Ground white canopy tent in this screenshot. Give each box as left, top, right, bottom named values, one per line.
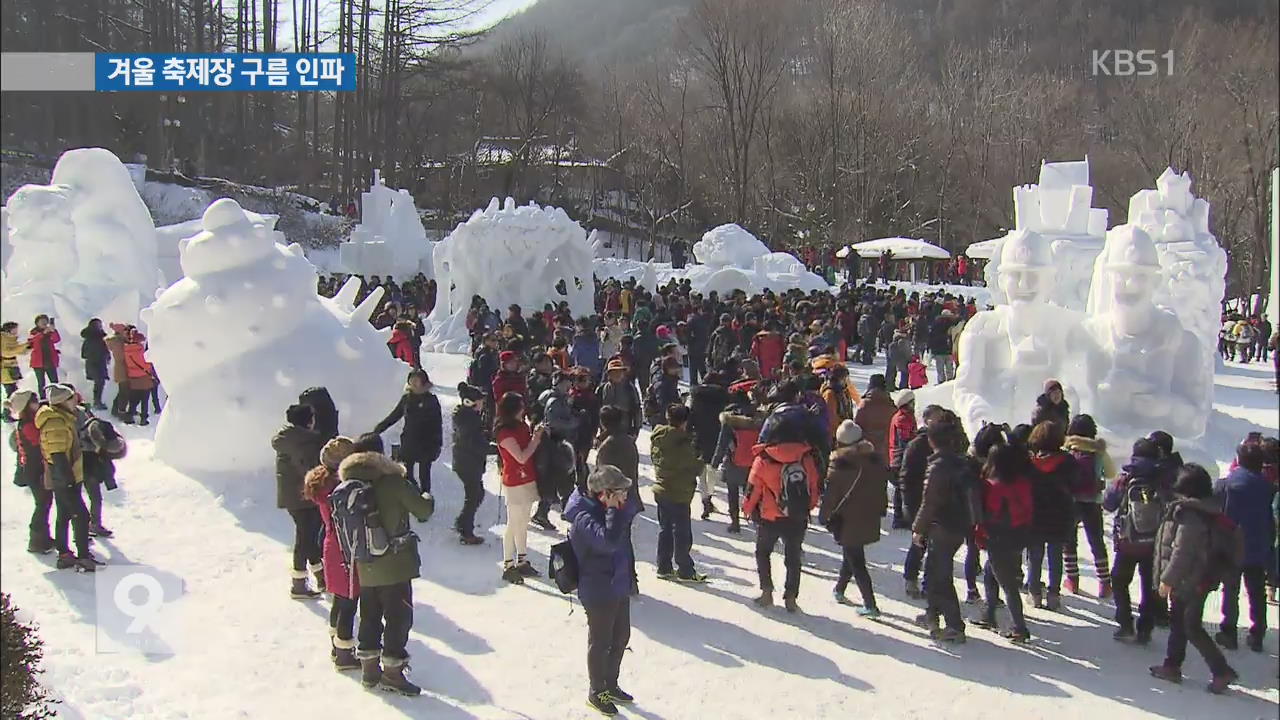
left=965, top=237, right=1003, bottom=259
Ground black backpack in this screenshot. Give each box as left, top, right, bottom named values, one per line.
left=776, top=451, right=814, bottom=520
left=549, top=539, right=579, bottom=594
left=1118, top=478, right=1166, bottom=553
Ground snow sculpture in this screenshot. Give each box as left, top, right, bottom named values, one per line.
left=0, top=206, right=10, bottom=274
left=424, top=197, right=595, bottom=353
left=2, top=148, right=160, bottom=385
left=142, top=198, right=406, bottom=474
left=338, top=170, right=433, bottom=279
left=155, top=210, right=283, bottom=285
left=984, top=159, right=1109, bottom=310
left=693, top=224, right=770, bottom=267
left=589, top=229, right=609, bottom=258
left=953, top=229, right=1083, bottom=437
left=1079, top=225, right=1210, bottom=439
left=1126, top=168, right=1226, bottom=375
left=686, top=224, right=829, bottom=295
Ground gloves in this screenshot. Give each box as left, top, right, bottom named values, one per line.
left=50, top=453, right=74, bottom=489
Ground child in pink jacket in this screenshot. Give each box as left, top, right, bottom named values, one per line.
left=907, top=355, right=929, bottom=390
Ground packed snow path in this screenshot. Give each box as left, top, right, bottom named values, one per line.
left=2, top=355, right=1276, bottom=720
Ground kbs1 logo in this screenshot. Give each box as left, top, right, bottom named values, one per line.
left=1091, top=50, right=1175, bottom=77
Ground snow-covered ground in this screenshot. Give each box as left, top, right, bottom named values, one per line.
left=2, top=354, right=1276, bottom=720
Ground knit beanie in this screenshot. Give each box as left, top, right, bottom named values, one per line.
left=835, top=420, right=863, bottom=447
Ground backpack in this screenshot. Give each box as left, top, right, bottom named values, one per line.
left=982, top=478, right=1033, bottom=540
left=1069, top=450, right=1102, bottom=498
left=1118, top=479, right=1166, bottom=552
left=777, top=452, right=813, bottom=519
left=548, top=539, right=579, bottom=594
left=1199, top=511, right=1245, bottom=592
left=330, top=478, right=392, bottom=566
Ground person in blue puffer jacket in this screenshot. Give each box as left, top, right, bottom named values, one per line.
left=1212, top=440, right=1276, bottom=652
left=570, top=321, right=604, bottom=382
left=565, top=465, right=642, bottom=717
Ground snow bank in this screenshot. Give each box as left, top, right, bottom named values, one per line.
left=424, top=198, right=595, bottom=352
left=2, top=148, right=160, bottom=386
left=142, top=198, right=406, bottom=474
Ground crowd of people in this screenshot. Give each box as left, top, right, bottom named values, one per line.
left=4, top=273, right=1278, bottom=715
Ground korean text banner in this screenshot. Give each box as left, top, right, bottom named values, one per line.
left=95, top=53, right=356, bottom=91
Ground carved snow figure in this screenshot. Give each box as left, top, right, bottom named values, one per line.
left=984, top=159, right=1108, bottom=310
left=686, top=224, right=828, bottom=295
left=954, top=229, right=1083, bottom=436
left=1126, top=168, right=1226, bottom=379
left=338, top=170, right=433, bottom=279
left=1080, top=225, right=1209, bottom=439
left=142, top=198, right=406, bottom=474
left=2, top=148, right=160, bottom=385
left=424, top=198, right=595, bottom=352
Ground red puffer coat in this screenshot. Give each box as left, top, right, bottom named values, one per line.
left=308, top=467, right=359, bottom=599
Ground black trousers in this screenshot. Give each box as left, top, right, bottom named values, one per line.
left=34, top=367, right=58, bottom=398
left=89, top=378, right=105, bottom=407
left=655, top=500, right=694, bottom=577
left=923, top=527, right=965, bottom=631
left=1220, top=565, right=1268, bottom=638
left=755, top=516, right=806, bottom=599
left=357, top=582, right=413, bottom=661
left=28, top=484, right=53, bottom=544
left=287, top=507, right=323, bottom=571
left=1112, top=551, right=1155, bottom=632
left=836, top=545, right=877, bottom=609
left=455, top=468, right=484, bottom=536
left=984, top=545, right=1028, bottom=633
left=112, top=383, right=130, bottom=416
left=1166, top=590, right=1232, bottom=675
left=53, top=482, right=90, bottom=557
left=404, top=459, right=431, bottom=494
left=84, top=477, right=103, bottom=527
left=330, top=594, right=358, bottom=642
left=127, top=388, right=150, bottom=421
left=963, top=533, right=980, bottom=592
left=726, top=483, right=742, bottom=526
left=687, top=353, right=706, bottom=386
left=585, top=596, right=631, bottom=694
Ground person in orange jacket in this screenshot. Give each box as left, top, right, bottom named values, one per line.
left=743, top=400, right=821, bottom=613
left=122, top=329, right=157, bottom=426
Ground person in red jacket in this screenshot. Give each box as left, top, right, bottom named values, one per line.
left=10, top=390, right=53, bottom=554
left=28, top=314, right=61, bottom=398
left=750, top=321, right=786, bottom=380
left=122, top=329, right=156, bottom=426
left=888, top=390, right=918, bottom=528
left=907, top=355, right=929, bottom=389
left=387, top=320, right=418, bottom=367
left=491, top=351, right=528, bottom=406
left=302, top=436, right=360, bottom=671
left=743, top=411, right=821, bottom=613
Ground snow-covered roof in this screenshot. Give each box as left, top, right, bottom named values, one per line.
left=964, top=238, right=1002, bottom=259
left=844, top=237, right=950, bottom=260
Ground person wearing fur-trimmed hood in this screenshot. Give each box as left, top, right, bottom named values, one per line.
left=819, top=421, right=889, bottom=617
left=303, top=436, right=360, bottom=671
left=341, top=432, right=434, bottom=696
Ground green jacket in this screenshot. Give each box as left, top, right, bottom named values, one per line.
left=650, top=425, right=704, bottom=505
left=339, top=451, right=435, bottom=587
left=271, top=424, right=324, bottom=510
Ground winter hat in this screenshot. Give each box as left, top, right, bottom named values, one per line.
left=587, top=464, right=631, bottom=494
left=87, top=419, right=127, bottom=460
left=320, top=436, right=357, bottom=470
left=499, top=350, right=518, bottom=364
left=655, top=325, right=672, bottom=339
left=46, top=384, right=76, bottom=406
left=606, top=358, right=628, bottom=373
left=1043, top=379, right=1062, bottom=394
left=457, top=382, right=485, bottom=403
left=835, top=420, right=864, bottom=447
left=7, top=389, right=35, bottom=417
left=894, top=389, right=915, bottom=408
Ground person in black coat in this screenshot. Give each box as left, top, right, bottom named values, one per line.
left=1032, top=379, right=1071, bottom=428
left=80, top=319, right=110, bottom=410
left=298, top=387, right=339, bottom=442
left=373, top=369, right=442, bottom=495
left=687, top=371, right=730, bottom=519
left=451, top=382, right=489, bottom=544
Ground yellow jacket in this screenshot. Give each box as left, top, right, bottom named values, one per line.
left=35, top=405, right=83, bottom=486
left=1, top=331, right=29, bottom=384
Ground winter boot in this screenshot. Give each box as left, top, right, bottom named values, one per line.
left=586, top=691, right=619, bottom=717
left=1045, top=590, right=1062, bottom=611
left=934, top=627, right=966, bottom=644
left=753, top=591, right=774, bottom=608
left=700, top=497, right=715, bottom=521
left=88, top=524, right=114, bottom=538
left=1148, top=663, right=1183, bottom=684
left=501, top=563, right=525, bottom=585
left=332, top=638, right=360, bottom=672
left=458, top=533, right=484, bottom=546
left=379, top=658, right=421, bottom=696
left=964, top=588, right=982, bottom=605
left=290, top=572, right=321, bottom=599
left=1246, top=632, right=1263, bottom=653
left=121, top=414, right=136, bottom=425
left=56, top=552, right=78, bottom=569
left=359, top=656, right=382, bottom=689
left=75, top=555, right=99, bottom=573
left=784, top=596, right=801, bottom=614
left=1063, top=575, right=1079, bottom=595
left=833, top=588, right=851, bottom=605
left=856, top=606, right=881, bottom=619
left=27, top=537, right=54, bottom=555
left=1004, top=628, right=1033, bottom=643
left=605, top=686, right=634, bottom=705
left=310, top=564, right=326, bottom=594
left=515, top=555, right=540, bottom=577
left=1113, top=624, right=1135, bottom=641
left=1098, top=580, right=1113, bottom=599
left=727, top=521, right=741, bottom=534
left=1214, top=630, right=1238, bottom=650
left=904, top=579, right=923, bottom=599
left=1207, top=669, right=1238, bottom=695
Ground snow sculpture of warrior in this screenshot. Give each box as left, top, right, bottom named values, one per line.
left=954, top=229, right=1083, bottom=436
left=1079, top=224, right=1209, bottom=439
